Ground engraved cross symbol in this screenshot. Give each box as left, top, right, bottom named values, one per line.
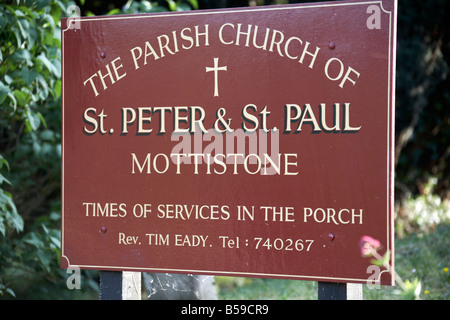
left=205, top=57, right=227, bottom=97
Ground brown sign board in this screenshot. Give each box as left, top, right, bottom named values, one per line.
left=61, top=0, right=397, bottom=285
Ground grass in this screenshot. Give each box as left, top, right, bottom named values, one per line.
left=215, top=276, right=317, bottom=300
left=215, top=224, right=450, bottom=300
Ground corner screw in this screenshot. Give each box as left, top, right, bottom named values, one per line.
left=328, top=42, right=336, bottom=50
left=328, top=233, right=335, bottom=241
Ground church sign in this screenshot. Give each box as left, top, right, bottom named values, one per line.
left=61, top=0, right=397, bottom=285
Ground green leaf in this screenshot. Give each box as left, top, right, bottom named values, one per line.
left=42, top=13, right=56, bottom=30
left=23, top=232, right=42, bottom=247
left=4, top=75, right=13, bottom=85
left=176, top=3, right=191, bottom=11
left=27, top=27, right=37, bottom=49
left=186, top=0, right=199, bottom=10
left=0, top=15, right=7, bottom=29
left=21, top=67, right=38, bottom=86
left=7, top=92, right=17, bottom=111
left=0, top=173, right=12, bottom=186
left=37, top=53, right=60, bottom=77
left=40, top=130, right=54, bottom=141
left=37, top=250, right=52, bottom=271
left=0, top=217, right=5, bottom=237
left=13, top=89, right=29, bottom=106
left=0, top=190, right=22, bottom=233
left=0, top=83, right=9, bottom=104
left=36, top=0, right=49, bottom=10
left=16, top=17, right=30, bottom=41
left=0, top=155, right=10, bottom=171
left=10, top=49, right=33, bottom=67
left=24, top=105, right=41, bottom=131
left=14, top=9, right=25, bottom=17
left=38, top=85, right=49, bottom=100
left=106, top=8, right=121, bottom=15
left=5, top=287, right=16, bottom=298
left=37, top=112, right=47, bottom=129
left=166, top=0, right=177, bottom=11
left=53, top=79, right=61, bottom=98
left=49, top=235, right=60, bottom=249
left=398, top=278, right=422, bottom=300
left=10, top=209, right=24, bottom=232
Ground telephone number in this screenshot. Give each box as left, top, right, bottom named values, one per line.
left=253, top=237, right=314, bottom=251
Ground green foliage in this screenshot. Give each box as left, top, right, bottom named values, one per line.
left=0, top=0, right=68, bottom=298
left=0, top=155, right=22, bottom=238
left=84, top=0, right=199, bottom=15
left=397, top=177, right=450, bottom=237
left=394, top=277, right=421, bottom=300
left=394, top=0, right=450, bottom=201
left=216, top=276, right=317, bottom=300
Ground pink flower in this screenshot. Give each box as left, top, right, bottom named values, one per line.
left=359, top=235, right=381, bottom=257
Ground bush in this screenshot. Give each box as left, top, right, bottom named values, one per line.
left=0, top=0, right=68, bottom=298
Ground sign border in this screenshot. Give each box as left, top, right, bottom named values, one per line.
left=61, top=0, right=397, bottom=285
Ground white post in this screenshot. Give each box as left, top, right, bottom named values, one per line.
left=122, top=272, right=142, bottom=300
left=346, top=283, right=363, bottom=300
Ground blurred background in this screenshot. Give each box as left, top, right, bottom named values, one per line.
left=0, top=0, right=448, bottom=299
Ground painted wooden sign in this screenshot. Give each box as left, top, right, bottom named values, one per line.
left=61, top=0, right=397, bottom=285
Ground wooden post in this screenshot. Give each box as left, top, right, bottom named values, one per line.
left=100, top=271, right=122, bottom=300
left=318, top=282, right=363, bottom=300
left=100, top=271, right=142, bottom=300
